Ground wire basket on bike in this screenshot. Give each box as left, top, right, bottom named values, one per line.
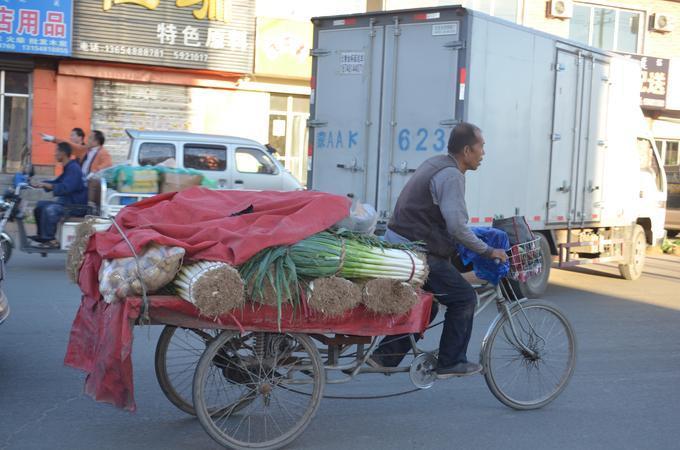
left=507, top=238, right=543, bottom=282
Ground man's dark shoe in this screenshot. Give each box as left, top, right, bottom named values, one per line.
left=28, top=235, right=50, bottom=243
left=436, top=362, right=483, bottom=379
left=32, top=240, right=60, bottom=249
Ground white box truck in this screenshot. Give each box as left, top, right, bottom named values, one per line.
left=308, top=6, right=667, bottom=296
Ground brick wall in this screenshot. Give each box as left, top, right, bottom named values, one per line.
left=31, top=69, right=58, bottom=171
left=30, top=69, right=94, bottom=175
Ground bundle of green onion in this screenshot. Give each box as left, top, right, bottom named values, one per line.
left=174, top=261, right=245, bottom=317
left=289, top=232, right=427, bottom=285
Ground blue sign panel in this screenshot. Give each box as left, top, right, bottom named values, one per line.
left=0, top=0, right=72, bottom=56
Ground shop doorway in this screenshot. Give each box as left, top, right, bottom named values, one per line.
left=0, top=71, right=30, bottom=173
left=268, top=94, right=309, bottom=186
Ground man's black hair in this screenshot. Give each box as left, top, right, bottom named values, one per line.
left=57, top=142, right=72, bottom=157
left=72, top=127, right=85, bottom=139
left=92, top=130, right=105, bottom=146
left=447, top=122, right=481, bottom=155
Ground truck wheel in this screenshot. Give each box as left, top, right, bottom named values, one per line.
left=510, top=234, right=551, bottom=298
left=619, top=225, right=646, bottom=281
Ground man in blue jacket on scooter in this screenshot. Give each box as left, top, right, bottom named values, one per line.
left=30, top=142, right=88, bottom=248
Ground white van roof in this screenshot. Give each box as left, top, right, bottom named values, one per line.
left=126, top=129, right=263, bottom=147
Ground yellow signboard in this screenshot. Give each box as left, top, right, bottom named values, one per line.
left=102, top=0, right=231, bottom=23
left=255, top=17, right=312, bottom=79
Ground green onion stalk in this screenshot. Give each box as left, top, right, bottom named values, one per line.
left=289, top=232, right=427, bottom=284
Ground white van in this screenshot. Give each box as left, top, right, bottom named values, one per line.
left=126, top=130, right=303, bottom=191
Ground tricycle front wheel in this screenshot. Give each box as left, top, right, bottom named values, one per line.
left=193, top=331, right=325, bottom=450
left=481, top=300, right=576, bottom=410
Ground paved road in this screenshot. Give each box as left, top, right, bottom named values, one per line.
left=1, top=251, right=679, bottom=450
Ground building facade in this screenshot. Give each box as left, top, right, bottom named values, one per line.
left=18, top=0, right=365, bottom=185
left=0, top=0, right=73, bottom=174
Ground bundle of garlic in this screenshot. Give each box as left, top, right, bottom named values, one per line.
left=174, top=261, right=245, bottom=317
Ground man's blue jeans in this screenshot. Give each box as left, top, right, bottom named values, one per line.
left=34, top=201, right=66, bottom=241
left=374, top=254, right=477, bottom=369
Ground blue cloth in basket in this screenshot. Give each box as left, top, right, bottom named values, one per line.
left=456, top=227, right=510, bottom=285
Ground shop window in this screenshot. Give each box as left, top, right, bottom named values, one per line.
left=663, top=141, right=679, bottom=166
left=569, top=4, right=642, bottom=53
left=183, top=144, right=227, bottom=171
left=464, top=0, right=520, bottom=22
left=235, top=148, right=278, bottom=175
left=138, top=142, right=176, bottom=166
left=1, top=71, right=30, bottom=172
left=637, top=138, right=663, bottom=191
left=4, top=72, right=28, bottom=95
left=268, top=94, right=309, bottom=186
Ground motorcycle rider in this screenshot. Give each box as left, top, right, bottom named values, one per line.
left=30, top=143, right=88, bottom=248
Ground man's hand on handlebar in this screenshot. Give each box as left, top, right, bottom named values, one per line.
left=490, top=248, right=508, bottom=264
left=30, top=181, right=52, bottom=191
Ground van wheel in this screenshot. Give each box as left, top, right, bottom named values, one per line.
left=619, top=225, right=646, bottom=281
left=510, top=234, right=551, bottom=298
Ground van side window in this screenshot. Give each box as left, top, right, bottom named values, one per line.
left=139, top=143, right=176, bottom=166
left=184, top=144, right=227, bottom=171
left=235, top=148, right=278, bottom=175
left=637, top=138, right=663, bottom=191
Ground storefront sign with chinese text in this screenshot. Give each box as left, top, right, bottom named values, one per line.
left=254, top=17, right=311, bottom=79
left=0, top=0, right=72, bottom=56
left=72, top=0, right=253, bottom=73
left=632, top=55, right=670, bottom=109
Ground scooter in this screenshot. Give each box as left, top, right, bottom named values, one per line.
left=0, top=173, right=68, bottom=263
left=0, top=247, right=8, bottom=325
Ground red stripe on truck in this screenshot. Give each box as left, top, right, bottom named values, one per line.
left=533, top=215, right=541, bottom=221
left=471, top=217, right=480, bottom=223
left=484, top=217, right=493, bottom=223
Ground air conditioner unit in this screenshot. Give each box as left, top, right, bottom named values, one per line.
left=549, top=0, right=574, bottom=19
left=651, top=13, right=673, bottom=32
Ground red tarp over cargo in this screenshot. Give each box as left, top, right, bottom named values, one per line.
left=64, top=188, right=431, bottom=412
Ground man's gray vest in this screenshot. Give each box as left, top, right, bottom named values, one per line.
left=388, top=154, right=459, bottom=258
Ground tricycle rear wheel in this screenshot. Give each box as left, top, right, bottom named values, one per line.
left=193, top=331, right=324, bottom=450
left=155, top=326, right=217, bottom=415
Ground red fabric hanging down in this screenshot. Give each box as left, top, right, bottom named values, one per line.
left=65, top=188, right=352, bottom=411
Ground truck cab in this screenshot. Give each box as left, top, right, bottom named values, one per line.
left=636, top=126, right=667, bottom=246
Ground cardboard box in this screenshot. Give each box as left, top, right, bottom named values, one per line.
left=117, top=169, right=159, bottom=194
left=160, top=172, right=203, bottom=193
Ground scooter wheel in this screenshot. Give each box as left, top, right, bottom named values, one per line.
left=0, top=237, right=12, bottom=264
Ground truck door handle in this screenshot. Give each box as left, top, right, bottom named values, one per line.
left=234, top=179, right=244, bottom=184
left=588, top=182, right=600, bottom=192
left=336, top=160, right=363, bottom=172
left=557, top=181, right=570, bottom=193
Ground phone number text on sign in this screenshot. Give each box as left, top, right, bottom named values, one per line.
left=339, top=51, right=365, bottom=75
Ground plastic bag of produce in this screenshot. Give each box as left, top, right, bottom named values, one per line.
left=99, top=244, right=185, bottom=304
left=333, top=202, right=378, bottom=235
